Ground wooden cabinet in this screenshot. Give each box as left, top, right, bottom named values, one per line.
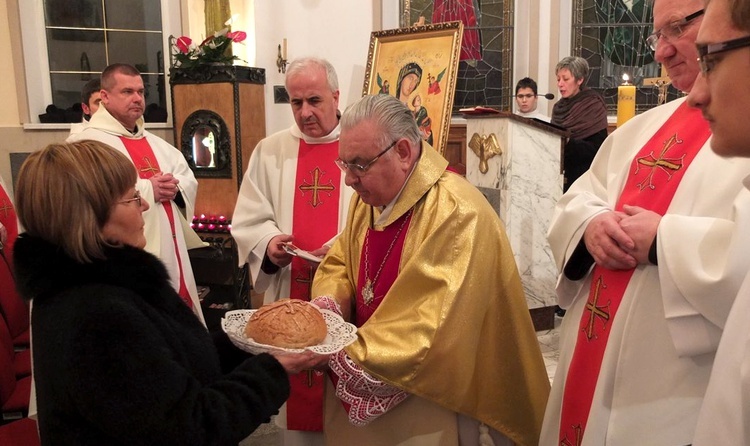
left=444, top=123, right=467, bottom=175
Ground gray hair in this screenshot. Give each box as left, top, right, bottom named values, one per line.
left=285, top=57, right=339, bottom=92
left=555, top=56, right=590, bottom=82
left=341, top=95, right=421, bottom=148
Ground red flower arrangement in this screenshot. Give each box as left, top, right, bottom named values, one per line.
left=171, top=27, right=247, bottom=69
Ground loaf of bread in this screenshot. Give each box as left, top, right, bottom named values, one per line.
left=244, top=299, right=327, bottom=348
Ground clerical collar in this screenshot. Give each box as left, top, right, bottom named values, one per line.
left=373, top=159, right=418, bottom=226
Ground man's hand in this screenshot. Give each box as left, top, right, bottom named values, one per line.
left=619, top=205, right=661, bottom=264
left=149, top=172, right=180, bottom=202
left=267, top=234, right=294, bottom=268
left=583, top=211, right=637, bottom=270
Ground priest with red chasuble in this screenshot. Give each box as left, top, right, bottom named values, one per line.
left=68, top=63, right=205, bottom=324
left=541, top=1, right=750, bottom=440
left=231, top=57, right=354, bottom=445
left=311, top=94, right=549, bottom=446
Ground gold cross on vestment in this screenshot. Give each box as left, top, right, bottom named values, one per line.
left=583, top=276, right=611, bottom=341
left=560, top=424, right=584, bottom=446
left=635, top=134, right=685, bottom=191
left=138, top=156, right=160, bottom=177
left=0, top=200, right=11, bottom=218
left=299, top=167, right=335, bottom=208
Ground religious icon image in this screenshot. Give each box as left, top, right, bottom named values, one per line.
left=363, top=21, right=463, bottom=155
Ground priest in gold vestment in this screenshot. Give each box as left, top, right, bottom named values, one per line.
left=311, top=94, right=549, bottom=446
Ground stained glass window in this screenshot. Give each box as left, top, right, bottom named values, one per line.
left=573, top=0, right=682, bottom=113
left=403, top=0, right=514, bottom=113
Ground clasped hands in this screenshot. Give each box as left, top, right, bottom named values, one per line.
left=149, top=172, right=180, bottom=203
left=583, top=205, right=661, bottom=270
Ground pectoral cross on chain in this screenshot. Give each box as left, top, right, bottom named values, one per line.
left=635, top=134, right=685, bottom=191
left=0, top=200, right=11, bottom=218
left=584, top=276, right=611, bottom=341
left=299, top=167, right=335, bottom=208
left=139, top=156, right=160, bottom=177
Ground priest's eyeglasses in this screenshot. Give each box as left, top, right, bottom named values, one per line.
left=119, top=190, right=142, bottom=207
left=335, top=139, right=398, bottom=176
left=646, top=9, right=704, bottom=51
left=696, top=35, right=750, bottom=74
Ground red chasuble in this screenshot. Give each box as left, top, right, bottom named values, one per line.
left=120, top=137, right=193, bottom=308
left=559, top=103, right=711, bottom=445
left=286, top=139, right=341, bottom=431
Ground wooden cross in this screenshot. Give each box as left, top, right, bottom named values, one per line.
left=635, top=134, right=685, bottom=191
left=643, top=64, right=672, bottom=106
left=0, top=200, right=11, bottom=219
left=584, top=276, right=611, bottom=341
left=298, top=167, right=335, bottom=208
left=138, top=156, right=160, bottom=176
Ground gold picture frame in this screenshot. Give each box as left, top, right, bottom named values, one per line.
left=363, top=21, right=463, bottom=156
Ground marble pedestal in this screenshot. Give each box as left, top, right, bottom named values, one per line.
left=465, top=113, right=567, bottom=326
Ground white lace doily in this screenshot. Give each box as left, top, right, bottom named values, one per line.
left=221, top=309, right=358, bottom=355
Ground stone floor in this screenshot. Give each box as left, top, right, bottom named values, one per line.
left=240, top=316, right=563, bottom=445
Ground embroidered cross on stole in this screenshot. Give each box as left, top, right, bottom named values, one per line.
left=119, top=137, right=193, bottom=308
left=559, top=103, right=711, bottom=445
left=286, top=139, right=342, bottom=432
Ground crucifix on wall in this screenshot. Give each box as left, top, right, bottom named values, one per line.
left=642, top=64, right=671, bottom=106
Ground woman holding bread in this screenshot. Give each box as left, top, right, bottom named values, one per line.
left=13, top=140, right=319, bottom=445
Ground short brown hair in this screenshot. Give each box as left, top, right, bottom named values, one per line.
left=15, top=141, right=137, bottom=263
left=101, top=63, right=141, bottom=91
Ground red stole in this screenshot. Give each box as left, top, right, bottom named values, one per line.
left=559, top=103, right=711, bottom=445
left=286, top=139, right=342, bottom=432
left=0, top=184, right=18, bottom=271
left=119, top=137, right=193, bottom=308
left=329, top=208, right=413, bottom=413
left=0, top=184, right=25, bottom=338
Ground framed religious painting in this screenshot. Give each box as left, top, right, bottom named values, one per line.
left=363, top=21, right=463, bottom=156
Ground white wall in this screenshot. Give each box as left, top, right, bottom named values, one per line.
left=253, top=1, right=377, bottom=135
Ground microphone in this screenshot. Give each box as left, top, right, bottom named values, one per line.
left=541, top=93, right=555, bottom=100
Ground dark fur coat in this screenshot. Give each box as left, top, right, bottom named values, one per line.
left=14, top=235, right=289, bottom=446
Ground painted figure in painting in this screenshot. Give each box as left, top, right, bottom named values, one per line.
left=395, top=62, right=423, bottom=104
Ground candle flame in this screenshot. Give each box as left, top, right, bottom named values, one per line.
left=622, top=73, right=630, bottom=83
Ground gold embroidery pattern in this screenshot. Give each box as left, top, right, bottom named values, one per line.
left=634, top=134, right=685, bottom=191
left=560, top=424, right=583, bottom=446
left=0, top=199, right=11, bottom=219
left=138, top=156, right=160, bottom=177
left=298, top=167, right=335, bottom=208
left=583, top=276, right=611, bottom=341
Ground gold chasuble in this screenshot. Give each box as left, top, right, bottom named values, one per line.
left=312, top=143, right=549, bottom=446
left=286, top=139, right=341, bottom=432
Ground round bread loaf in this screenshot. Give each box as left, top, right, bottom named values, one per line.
left=244, top=299, right=327, bottom=348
